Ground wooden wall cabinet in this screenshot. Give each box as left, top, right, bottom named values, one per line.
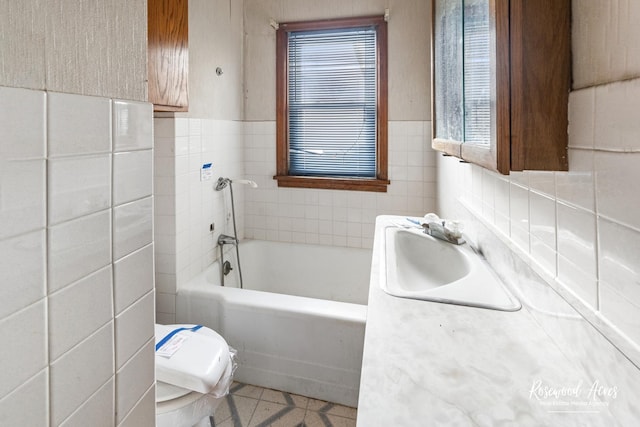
left=431, top=0, right=570, bottom=175
left=148, top=0, right=189, bottom=112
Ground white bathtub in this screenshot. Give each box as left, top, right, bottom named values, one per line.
left=175, top=239, right=371, bottom=407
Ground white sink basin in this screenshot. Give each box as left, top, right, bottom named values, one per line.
left=380, top=225, right=521, bottom=311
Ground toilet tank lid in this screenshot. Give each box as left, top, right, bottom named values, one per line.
left=155, top=324, right=231, bottom=394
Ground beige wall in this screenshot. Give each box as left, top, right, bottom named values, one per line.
left=182, top=0, right=245, bottom=120
left=0, top=0, right=146, bottom=101
left=572, top=0, right=640, bottom=88
left=244, top=0, right=431, bottom=121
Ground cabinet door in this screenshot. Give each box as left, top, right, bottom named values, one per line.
left=148, top=0, right=189, bottom=112
left=432, top=0, right=507, bottom=173
left=431, top=0, right=569, bottom=175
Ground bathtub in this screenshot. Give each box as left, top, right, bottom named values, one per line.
left=175, top=239, right=372, bottom=407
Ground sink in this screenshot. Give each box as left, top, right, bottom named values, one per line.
left=380, top=224, right=521, bottom=311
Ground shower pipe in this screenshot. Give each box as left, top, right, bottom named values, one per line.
left=215, top=177, right=257, bottom=288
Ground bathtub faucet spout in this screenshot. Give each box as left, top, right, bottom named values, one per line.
left=218, top=234, right=238, bottom=246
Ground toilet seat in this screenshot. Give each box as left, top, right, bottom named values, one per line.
left=156, top=381, right=192, bottom=403
left=156, top=390, right=220, bottom=427
left=156, top=389, right=206, bottom=414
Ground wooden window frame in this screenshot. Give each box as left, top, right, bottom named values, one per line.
left=274, top=16, right=389, bottom=193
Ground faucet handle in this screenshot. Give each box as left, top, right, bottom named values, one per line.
left=423, top=213, right=441, bottom=224
left=444, top=220, right=463, bottom=239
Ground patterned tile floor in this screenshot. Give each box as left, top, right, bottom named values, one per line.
left=210, top=382, right=357, bottom=427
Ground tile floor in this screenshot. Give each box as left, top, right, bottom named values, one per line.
left=210, top=382, right=357, bottom=427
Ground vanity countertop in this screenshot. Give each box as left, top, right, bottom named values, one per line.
left=356, top=216, right=619, bottom=426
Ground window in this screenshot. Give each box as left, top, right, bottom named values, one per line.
left=275, top=16, right=389, bottom=192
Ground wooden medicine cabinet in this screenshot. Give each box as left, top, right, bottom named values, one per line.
left=148, top=0, right=189, bottom=112
left=431, top=0, right=570, bottom=174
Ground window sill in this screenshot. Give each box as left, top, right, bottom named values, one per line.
left=273, top=175, right=390, bottom=192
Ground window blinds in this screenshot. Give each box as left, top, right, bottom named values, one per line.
left=463, top=0, right=491, bottom=146
left=287, top=27, right=377, bottom=178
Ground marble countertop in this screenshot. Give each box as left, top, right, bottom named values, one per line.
left=356, top=216, right=619, bottom=426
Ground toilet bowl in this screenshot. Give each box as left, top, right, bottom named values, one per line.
left=155, top=324, right=236, bottom=427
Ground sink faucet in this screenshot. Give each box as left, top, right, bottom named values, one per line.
left=422, top=219, right=465, bottom=245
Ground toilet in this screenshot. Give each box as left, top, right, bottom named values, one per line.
left=155, top=324, right=236, bottom=427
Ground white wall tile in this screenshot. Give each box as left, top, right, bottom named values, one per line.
left=113, top=100, right=153, bottom=152
left=599, top=218, right=640, bottom=342
left=115, top=339, right=155, bottom=424
left=557, top=202, right=597, bottom=273
left=561, top=254, right=598, bottom=308
left=48, top=92, right=111, bottom=157
left=115, top=292, right=154, bottom=370
left=510, top=171, right=529, bottom=188
left=50, top=322, right=114, bottom=426
left=568, top=87, right=595, bottom=149
left=0, top=230, right=45, bottom=319
left=481, top=169, right=495, bottom=223
left=0, top=158, right=46, bottom=239
left=529, top=191, right=556, bottom=248
left=531, top=236, right=557, bottom=277
left=1, top=86, right=155, bottom=425
left=155, top=312, right=176, bottom=325
left=0, top=301, right=46, bottom=400
left=49, top=266, right=113, bottom=361
left=494, top=176, right=510, bottom=236
left=510, top=225, right=530, bottom=254
left=59, top=378, right=114, bottom=427
left=509, top=183, right=529, bottom=251
left=0, top=370, right=48, bottom=427
left=600, top=284, right=640, bottom=345
left=556, top=202, right=597, bottom=307
left=435, top=2, right=640, bottom=395
left=471, top=165, right=483, bottom=212
left=598, top=219, right=640, bottom=302
left=48, top=210, right=111, bottom=292
left=156, top=292, right=175, bottom=314
left=556, top=149, right=595, bottom=212
left=113, top=197, right=152, bottom=261
left=594, top=79, right=640, bottom=151
left=528, top=172, right=556, bottom=198
left=117, top=385, right=155, bottom=427
left=0, top=87, right=45, bottom=159
left=242, top=120, right=432, bottom=248
left=155, top=252, right=177, bottom=275
left=113, top=149, right=153, bottom=205
left=174, top=117, right=189, bottom=137
left=114, top=244, right=154, bottom=315
left=595, top=152, right=640, bottom=230
left=48, top=154, right=111, bottom=225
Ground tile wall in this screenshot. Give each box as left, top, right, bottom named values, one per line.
left=438, top=75, right=640, bottom=366
left=153, top=119, right=436, bottom=321
left=154, top=118, right=244, bottom=323
left=0, top=87, right=155, bottom=426
left=244, top=121, right=437, bottom=248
